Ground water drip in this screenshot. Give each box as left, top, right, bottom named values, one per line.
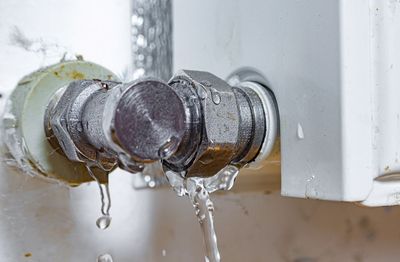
left=85, top=165, right=112, bottom=230
left=210, top=88, right=221, bottom=105
left=165, top=165, right=239, bottom=262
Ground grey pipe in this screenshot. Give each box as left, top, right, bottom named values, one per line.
left=130, top=0, right=173, bottom=81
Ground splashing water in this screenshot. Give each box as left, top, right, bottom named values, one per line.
left=203, top=165, right=240, bottom=194
left=187, top=178, right=220, bottom=262
left=165, top=165, right=240, bottom=262
left=85, top=165, right=112, bottom=230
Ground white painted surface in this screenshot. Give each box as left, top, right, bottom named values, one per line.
left=174, top=0, right=400, bottom=205
left=174, top=0, right=347, bottom=201
left=362, top=0, right=400, bottom=206
left=0, top=0, right=131, bottom=95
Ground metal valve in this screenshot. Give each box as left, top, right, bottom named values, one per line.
left=44, top=68, right=278, bottom=179
left=44, top=78, right=186, bottom=174
left=163, top=70, right=270, bottom=177
left=3, top=59, right=278, bottom=185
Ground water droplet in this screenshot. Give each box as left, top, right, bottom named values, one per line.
left=96, top=215, right=112, bottom=230
left=148, top=180, right=156, bottom=188
left=162, top=249, right=167, bottom=257
left=297, top=123, right=305, bottom=139
left=305, top=175, right=318, bottom=199
left=144, top=175, right=151, bottom=182
left=210, top=88, right=221, bottom=105
left=101, top=83, right=109, bottom=90
left=136, top=34, right=147, bottom=47
left=131, top=15, right=143, bottom=26
left=85, top=165, right=112, bottom=229
left=118, top=153, right=144, bottom=173
left=97, top=253, right=113, bottom=262
left=158, top=136, right=180, bottom=159
left=196, top=85, right=208, bottom=100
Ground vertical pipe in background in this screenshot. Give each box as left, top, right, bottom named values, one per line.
left=130, top=0, right=173, bottom=189
left=131, top=0, right=173, bottom=81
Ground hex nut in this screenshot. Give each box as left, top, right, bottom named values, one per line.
left=167, top=70, right=240, bottom=177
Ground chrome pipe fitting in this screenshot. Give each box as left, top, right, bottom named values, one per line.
left=44, top=70, right=278, bottom=178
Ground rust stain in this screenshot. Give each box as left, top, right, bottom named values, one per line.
left=69, top=70, right=85, bottom=80
left=53, top=68, right=85, bottom=80
left=53, top=71, right=61, bottom=78
left=358, top=216, right=377, bottom=242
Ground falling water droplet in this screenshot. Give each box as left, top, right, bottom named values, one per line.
left=97, top=253, right=113, bottom=262
left=85, top=165, right=112, bottom=230
left=96, top=215, right=112, bottom=230
left=210, top=88, right=221, bottom=105
left=148, top=180, right=156, bottom=188
left=297, top=123, right=305, bottom=140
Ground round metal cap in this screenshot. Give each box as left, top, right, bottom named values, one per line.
left=113, top=80, right=185, bottom=162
